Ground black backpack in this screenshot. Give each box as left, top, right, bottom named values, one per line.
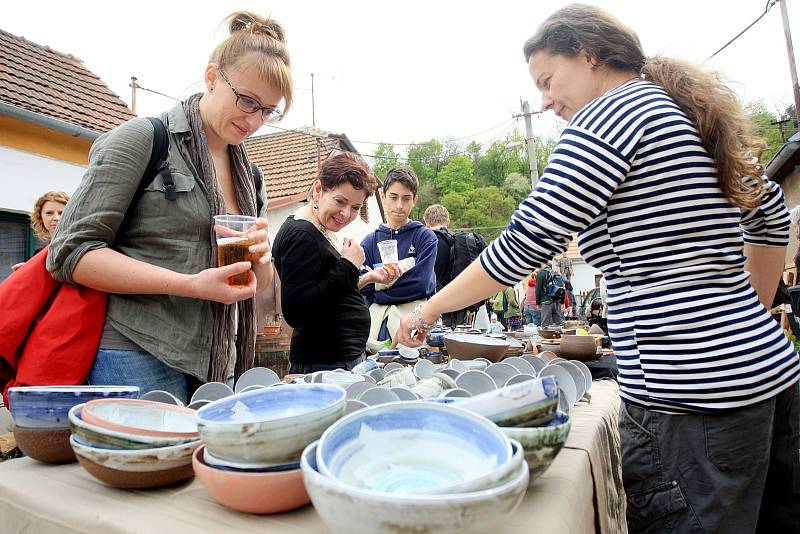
left=132, top=117, right=264, bottom=214
left=433, top=228, right=488, bottom=311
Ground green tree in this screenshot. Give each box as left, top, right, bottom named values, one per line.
left=466, top=140, right=482, bottom=169
left=411, top=180, right=440, bottom=221
left=443, top=186, right=517, bottom=240
left=435, top=155, right=475, bottom=194
left=503, top=172, right=531, bottom=202
left=406, top=139, right=443, bottom=184
left=746, top=100, right=798, bottom=163
left=370, top=143, right=400, bottom=181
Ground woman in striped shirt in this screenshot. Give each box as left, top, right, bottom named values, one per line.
left=395, top=4, right=799, bottom=532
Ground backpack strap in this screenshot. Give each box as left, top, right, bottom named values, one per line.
left=127, top=117, right=174, bottom=216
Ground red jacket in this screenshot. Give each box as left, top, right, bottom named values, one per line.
left=0, top=248, right=106, bottom=405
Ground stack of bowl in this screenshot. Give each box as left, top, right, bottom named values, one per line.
left=7, top=386, right=139, bottom=464
left=302, top=402, right=529, bottom=534
left=68, top=399, right=201, bottom=488
left=193, top=383, right=346, bottom=514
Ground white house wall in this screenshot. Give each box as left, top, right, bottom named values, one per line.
left=0, top=146, right=86, bottom=213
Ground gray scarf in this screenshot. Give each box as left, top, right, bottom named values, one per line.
left=183, top=93, right=257, bottom=383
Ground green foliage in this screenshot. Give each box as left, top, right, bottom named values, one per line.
left=503, top=172, right=531, bottom=202
left=443, top=186, right=517, bottom=240
left=406, top=139, right=443, bottom=184
left=371, top=143, right=400, bottom=181
left=435, top=155, right=475, bottom=194
left=746, top=100, right=798, bottom=163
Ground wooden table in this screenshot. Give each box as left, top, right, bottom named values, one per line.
left=0, top=381, right=626, bottom=534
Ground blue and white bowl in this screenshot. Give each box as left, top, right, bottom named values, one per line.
left=196, top=383, right=346, bottom=465
left=316, top=401, right=514, bottom=495
left=8, top=386, right=139, bottom=429
left=302, top=440, right=529, bottom=534
left=501, top=411, right=572, bottom=484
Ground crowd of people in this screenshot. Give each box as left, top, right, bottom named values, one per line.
left=4, top=4, right=798, bottom=532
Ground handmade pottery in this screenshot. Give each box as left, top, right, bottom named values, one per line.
left=196, top=384, right=346, bottom=465
left=316, top=401, right=514, bottom=495
left=301, top=441, right=529, bottom=534
left=190, top=382, right=234, bottom=404
left=235, top=367, right=280, bottom=392
left=503, top=356, right=536, bottom=375
left=7, top=386, right=139, bottom=430
left=80, top=399, right=198, bottom=439
left=501, top=412, right=572, bottom=485
left=455, top=370, right=497, bottom=396
left=69, top=404, right=197, bottom=450
left=484, top=363, right=519, bottom=388
left=539, top=366, right=577, bottom=409
left=345, top=381, right=375, bottom=400
left=357, top=387, right=401, bottom=406
left=504, top=374, right=536, bottom=387
left=13, top=426, right=75, bottom=463
left=456, top=376, right=559, bottom=427
left=140, top=390, right=183, bottom=406
left=559, top=335, right=601, bottom=361
left=193, top=445, right=309, bottom=514
left=443, top=334, right=510, bottom=362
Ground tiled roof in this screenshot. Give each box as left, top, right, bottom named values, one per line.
left=0, top=28, right=135, bottom=133
left=245, top=128, right=383, bottom=222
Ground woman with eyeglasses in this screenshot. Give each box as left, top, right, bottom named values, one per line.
left=47, top=12, right=291, bottom=402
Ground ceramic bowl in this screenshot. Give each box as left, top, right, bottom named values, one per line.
left=190, top=382, right=234, bottom=404
left=455, top=370, right=496, bottom=396
left=7, top=386, right=139, bottom=429
left=559, top=335, right=601, bottom=361
left=501, top=412, right=572, bottom=485
left=538, top=329, right=560, bottom=340
left=140, top=390, right=184, bottom=406
left=193, top=445, right=309, bottom=514
left=235, top=367, right=280, bottom=392
left=443, top=334, right=510, bottom=362
left=202, top=447, right=300, bottom=473
left=484, top=362, right=520, bottom=388
left=455, top=376, right=559, bottom=427
left=69, top=404, right=198, bottom=450
left=357, top=387, right=401, bottom=406
left=521, top=355, right=547, bottom=375
left=438, top=368, right=461, bottom=381
left=196, top=383, right=346, bottom=465
left=13, top=426, right=75, bottom=463
left=503, top=356, right=536, bottom=375
left=70, top=435, right=200, bottom=489
left=316, top=401, right=514, bottom=495
left=302, top=440, right=529, bottom=534
left=570, top=359, right=594, bottom=394
left=80, top=399, right=198, bottom=439
left=345, top=381, right=375, bottom=400
left=539, top=365, right=578, bottom=409
left=553, top=360, right=587, bottom=401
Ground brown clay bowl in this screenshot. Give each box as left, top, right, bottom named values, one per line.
left=13, top=426, right=76, bottom=464
left=443, top=334, right=510, bottom=363
left=538, top=329, right=561, bottom=340
left=537, top=343, right=561, bottom=355
left=562, top=320, right=588, bottom=330
left=193, top=445, right=310, bottom=514
left=559, top=335, right=601, bottom=361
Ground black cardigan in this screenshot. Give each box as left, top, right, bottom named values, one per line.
left=272, top=217, right=370, bottom=364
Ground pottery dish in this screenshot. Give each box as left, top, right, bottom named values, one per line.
left=80, top=399, right=198, bottom=439
left=501, top=412, right=571, bottom=484
left=8, top=386, right=139, bottom=429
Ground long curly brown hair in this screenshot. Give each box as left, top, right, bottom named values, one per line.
left=523, top=4, right=766, bottom=210
left=31, top=191, right=69, bottom=242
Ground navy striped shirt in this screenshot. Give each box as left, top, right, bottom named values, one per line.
left=481, top=80, right=800, bottom=412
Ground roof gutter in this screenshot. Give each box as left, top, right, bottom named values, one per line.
left=766, top=132, right=800, bottom=182
left=0, top=101, right=101, bottom=141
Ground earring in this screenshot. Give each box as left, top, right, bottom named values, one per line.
left=313, top=203, right=319, bottom=209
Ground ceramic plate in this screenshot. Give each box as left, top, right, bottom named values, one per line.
left=484, top=363, right=519, bottom=388
left=235, top=367, right=280, bottom=393
left=539, top=366, right=577, bottom=410
left=455, top=370, right=496, bottom=396
left=503, top=357, right=535, bottom=375
left=190, top=382, right=234, bottom=404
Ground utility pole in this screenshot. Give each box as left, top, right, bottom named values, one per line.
left=780, top=0, right=800, bottom=125
left=130, top=76, right=138, bottom=115
left=521, top=100, right=539, bottom=188
left=310, top=73, right=316, bottom=127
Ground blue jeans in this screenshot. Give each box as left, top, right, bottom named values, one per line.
left=89, top=348, right=188, bottom=404
left=523, top=305, right=541, bottom=326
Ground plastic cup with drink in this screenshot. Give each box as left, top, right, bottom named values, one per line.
left=214, top=215, right=258, bottom=288
left=377, top=239, right=399, bottom=269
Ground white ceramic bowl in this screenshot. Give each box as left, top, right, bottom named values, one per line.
left=316, top=401, right=514, bottom=495
left=455, top=376, right=559, bottom=427
left=69, top=404, right=198, bottom=450
left=70, top=434, right=200, bottom=472
left=302, top=440, right=529, bottom=534
left=196, top=383, right=346, bottom=465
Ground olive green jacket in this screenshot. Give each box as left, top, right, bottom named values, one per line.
left=47, top=103, right=265, bottom=380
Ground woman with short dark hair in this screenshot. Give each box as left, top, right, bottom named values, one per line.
left=273, top=153, right=399, bottom=373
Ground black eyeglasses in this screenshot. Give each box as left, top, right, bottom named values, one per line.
left=218, top=69, right=284, bottom=124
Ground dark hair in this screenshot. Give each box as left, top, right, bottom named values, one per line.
left=523, top=3, right=765, bottom=210
left=383, top=166, right=419, bottom=195
left=318, top=152, right=377, bottom=195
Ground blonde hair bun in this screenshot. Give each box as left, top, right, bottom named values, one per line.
left=227, top=11, right=286, bottom=44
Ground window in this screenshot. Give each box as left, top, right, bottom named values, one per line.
left=0, top=212, right=33, bottom=282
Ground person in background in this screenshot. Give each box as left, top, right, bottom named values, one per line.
left=563, top=279, right=576, bottom=320
left=47, top=12, right=289, bottom=402
left=361, top=167, right=437, bottom=351
left=395, top=5, right=799, bottom=532
left=488, top=313, right=504, bottom=334
left=489, top=289, right=508, bottom=329
left=423, top=203, right=463, bottom=328
left=11, top=191, right=70, bottom=272
left=273, top=153, right=398, bottom=373
left=536, top=263, right=561, bottom=327
left=503, top=285, right=523, bottom=331
left=523, top=271, right=541, bottom=325
left=557, top=251, right=573, bottom=281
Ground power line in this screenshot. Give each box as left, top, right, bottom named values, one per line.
left=135, top=83, right=180, bottom=101
left=704, top=0, right=779, bottom=63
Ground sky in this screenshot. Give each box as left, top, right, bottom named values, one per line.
left=4, top=0, right=799, bottom=160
